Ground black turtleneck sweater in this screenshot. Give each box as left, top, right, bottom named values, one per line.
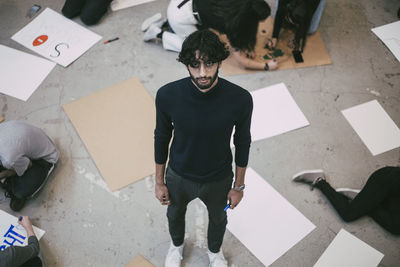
left=154, top=77, right=252, bottom=183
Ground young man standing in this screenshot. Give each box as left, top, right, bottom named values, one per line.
left=154, top=30, right=253, bottom=267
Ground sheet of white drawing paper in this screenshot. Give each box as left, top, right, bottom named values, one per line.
left=11, top=8, right=102, bottom=67
left=231, top=83, right=309, bottom=146
left=342, top=100, right=400, bottom=155
left=0, top=210, right=45, bottom=250
left=227, top=168, right=315, bottom=266
left=372, top=21, right=400, bottom=62
left=0, top=44, right=56, bottom=101
left=314, top=229, right=384, bottom=267
left=111, top=0, right=157, bottom=11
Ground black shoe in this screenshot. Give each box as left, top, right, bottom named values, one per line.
left=10, top=197, right=26, bottom=211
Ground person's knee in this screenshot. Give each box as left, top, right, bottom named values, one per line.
left=80, top=14, right=102, bottom=25
left=62, top=6, right=78, bottom=18
left=390, top=222, right=400, bottom=235
left=340, top=212, right=358, bottom=223
left=391, top=229, right=400, bottom=235
left=209, top=211, right=227, bottom=226
left=80, top=0, right=110, bottom=25
left=167, top=206, right=187, bottom=221
left=12, top=190, right=29, bottom=200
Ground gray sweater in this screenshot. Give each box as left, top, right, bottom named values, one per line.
left=0, top=236, right=40, bottom=267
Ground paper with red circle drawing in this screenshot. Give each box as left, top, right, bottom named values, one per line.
left=11, top=8, right=101, bottom=67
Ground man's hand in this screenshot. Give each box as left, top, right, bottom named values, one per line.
left=227, top=189, right=243, bottom=209
left=155, top=183, right=170, bottom=205
left=18, top=216, right=35, bottom=237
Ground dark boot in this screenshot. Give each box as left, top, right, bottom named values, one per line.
left=10, top=197, right=26, bottom=212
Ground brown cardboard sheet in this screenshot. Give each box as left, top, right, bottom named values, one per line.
left=220, top=17, right=332, bottom=76
left=126, top=254, right=154, bottom=267
left=63, top=77, right=155, bottom=192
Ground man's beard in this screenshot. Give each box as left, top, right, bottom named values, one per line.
left=190, top=69, right=219, bottom=90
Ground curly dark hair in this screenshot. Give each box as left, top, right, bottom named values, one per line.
left=178, top=29, right=230, bottom=66
left=212, top=0, right=271, bottom=51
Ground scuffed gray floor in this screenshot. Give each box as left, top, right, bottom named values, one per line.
left=0, top=0, right=399, bottom=266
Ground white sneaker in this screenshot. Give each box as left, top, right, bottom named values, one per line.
left=208, top=250, right=228, bottom=267
left=165, top=242, right=183, bottom=267
left=143, top=24, right=162, bottom=42
left=141, top=13, right=162, bottom=32
left=292, top=169, right=325, bottom=190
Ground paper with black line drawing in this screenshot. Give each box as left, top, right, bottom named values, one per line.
left=0, top=44, right=55, bottom=101
left=11, top=8, right=101, bottom=67
left=372, top=21, right=400, bottom=62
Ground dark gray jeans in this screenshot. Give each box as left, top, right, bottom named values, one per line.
left=5, top=159, right=53, bottom=200
left=166, top=167, right=233, bottom=253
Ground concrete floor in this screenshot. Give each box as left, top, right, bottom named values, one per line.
left=1, top=0, right=399, bottom=266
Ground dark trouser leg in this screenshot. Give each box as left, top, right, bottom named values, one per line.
left=21, top=257, right=42, bottom=267
left=166, top=168, right=196, bottom=246
left=369, top=201, right=400, bottom=235
left=80, top=0, right=112, bottom=25
left=199, top=176, right=233, bottom=253
left=369, top=167, right=400, bottom=235
left=316, top=167, right=398, bottom=223
left=62, top=0, right=87, bottom=18
left=8, top=159, right=52, bottom=199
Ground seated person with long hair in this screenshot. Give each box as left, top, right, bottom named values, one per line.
left=293, top=166, right=400, bottom=235
left=142, top=0, right=278, bottom=71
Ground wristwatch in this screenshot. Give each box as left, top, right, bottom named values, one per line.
left=233, top=184, right=245, bottom=192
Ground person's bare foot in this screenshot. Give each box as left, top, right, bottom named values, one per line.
left=0, top=115, right=4, bottom=123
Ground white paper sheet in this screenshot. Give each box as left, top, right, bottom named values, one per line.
left=0, top=44, right=56, bottom=101
left=0, top=210, right=45, bottom=250
left=314, top=229, right=384, bottom=267
left=372, top=21, right=400, bottom=62
left=342, top=100, right=400, bottom=156
left=111, top=0, right=157, bottom=11
left=12, top=8, right=102, bottom=67
left=227, top=168, right=316, bottom=266
left=231, top=83, right=309, bottom=146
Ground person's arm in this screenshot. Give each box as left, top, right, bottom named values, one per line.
left=155, top=163, right=170, bottom=205
left=0, top=169, right=16, bottom=179
left=270, top=0, right=290, bottom=48
left=295, top=0, right=321, bottom=52
left=154, top=89, right=173, bottom=205
left=232, top=50, right=278, bottom=70
left=0, top=216, right=40, bottom=267
left=0, top=159, right=32, bottom=179
left=228, top=93, right=253, bottom=209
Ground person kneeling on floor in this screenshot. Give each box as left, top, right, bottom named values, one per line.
left=0, top=121, right=59, bottom=211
